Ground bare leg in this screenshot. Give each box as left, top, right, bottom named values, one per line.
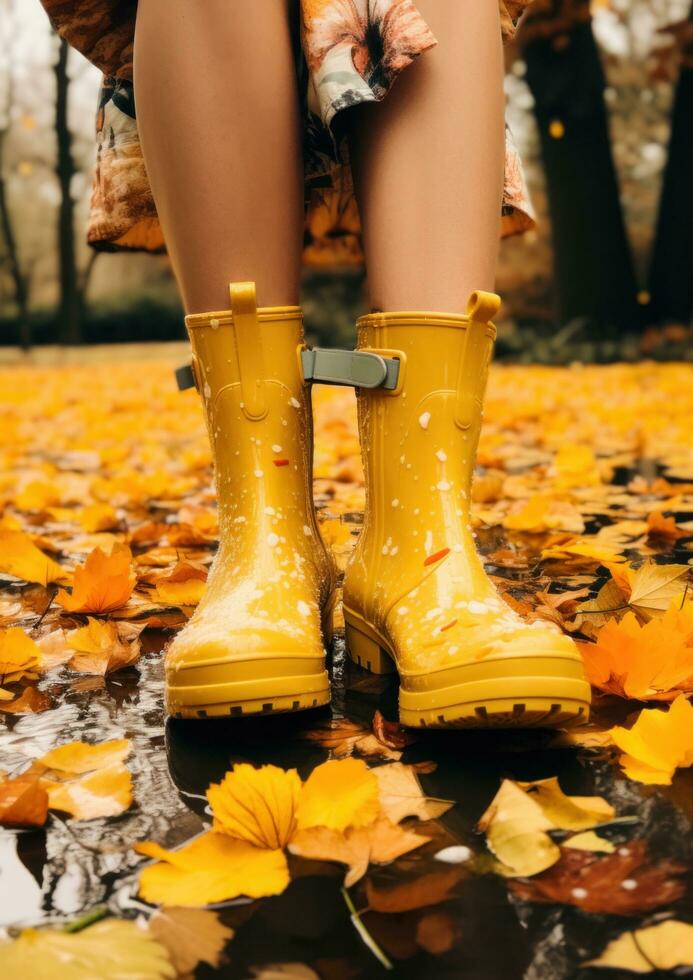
left=348, top=0, right=505, bottom=312
left=134, top=0, right=303, bottom=312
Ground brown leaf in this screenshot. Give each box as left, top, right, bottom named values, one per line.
left=415, top=910, right=460, bottom=954
left=365, top=866, right=467, bottom=913
left=372, top=711, right=417, bottom=751
left=508, top=840, right=687, bottom=915
left=289, top=816, right=429, bottom=887
left=148, top=907, right=233, bottom=975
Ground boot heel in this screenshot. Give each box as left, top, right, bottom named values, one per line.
left=345, top=617, right=396, bottom=675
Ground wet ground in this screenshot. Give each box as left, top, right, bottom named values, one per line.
left=2, top=520, right=692, bottom=979
left=1, top=361, right=692, bottom=978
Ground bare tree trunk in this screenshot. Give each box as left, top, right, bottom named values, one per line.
left=54, top=38, right=81, bottom=345
left=519, top=0, right=640, bottom=335
left=647, top=3, right=693, bottom=326
left=0, top=131, right=31, bottom=349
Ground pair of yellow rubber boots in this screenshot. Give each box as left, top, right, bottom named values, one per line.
left=166, top=282, right=590, bottom=728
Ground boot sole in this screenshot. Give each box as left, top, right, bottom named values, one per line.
left=344, top=609, right=590, bottom=730
left=167, top=601, right=335, bottom=719
left=167, top=667, right=331, bottom=720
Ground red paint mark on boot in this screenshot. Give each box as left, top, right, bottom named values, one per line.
left=272, top=459, right=290, bottom=467
left=440, top=618, right=458, bottom=632
left=424, top=547, right=450, bottom=566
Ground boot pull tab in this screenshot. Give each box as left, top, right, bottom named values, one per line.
left=454, top=291, right=500, bottom=430
left=230, top=281, right=267, bottom=420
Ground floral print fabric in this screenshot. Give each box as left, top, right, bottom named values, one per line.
left=40, top=0, right=536, bottom=262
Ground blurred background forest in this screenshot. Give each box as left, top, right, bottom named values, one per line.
left=0, top=0, right=691, bottom=362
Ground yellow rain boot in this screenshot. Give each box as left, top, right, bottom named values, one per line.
left=166, top=282, right=336, bottom=719
left=343, top=292, right=591, bottom=729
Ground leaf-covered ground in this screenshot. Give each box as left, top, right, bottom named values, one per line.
left=0, top=357, right=692, bottom=979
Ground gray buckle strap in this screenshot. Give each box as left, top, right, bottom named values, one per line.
left=175, top=363, right=197, bottom=391
left=301, top=348, right=399, bottom=390
left=175, top=348, right=400, bottom=393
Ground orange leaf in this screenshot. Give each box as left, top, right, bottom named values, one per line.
left=0, top=774, right=48, bottom=827
left=580, top=604, right=693, bottom=701
left=56, top=544, right=135, bottom=613
left=0, top=628, right=42, bottom=684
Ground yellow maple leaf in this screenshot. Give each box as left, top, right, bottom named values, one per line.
left=30, top=739, right=133, bottom=820
left=42, top=765, right=133, bottom=820
left=78, top=503, right=120, bottom=533
left=155, top=579, right=207, bottom=607
left=626, top=561, right=690, bottom=619
left=209, top=763, right=301, bottom=848
left=37, top=738, right=131, bottom=773
left=609, top=695, right=693, bottom=784
left=551, top=443, right=602, bottom=488
left=579, top=605, right=693, bottom=701
left=296, top=758, right=380, bottom=832
left=0, top=529, right=65, bottom=585
left=15, top=479, right=60, bottom=512
left=0, top=919, right=175, bottom=980
left=541, top=538, right=626, bottom=566
left=0, top=627, right=42, bottom=683
left=585, top=920, right=693, bottom=972
left=56, top=544, right=136, bottom=613
left=477, top=777, right=614, bottom=877
left=67, top=618, right=142, bottom=675
left=503, top=495, right=584, bottom=533
left=136, top=832, right=289, bottom=906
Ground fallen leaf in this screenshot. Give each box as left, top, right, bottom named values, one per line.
left=28, top=738, right=134, bottom=820
left=0, top=686, right=51, bottom=714
left=0, top=627, right=42, bottom=683
left=0, top=774, right=49, bottom=827
left=289, top=815, right=429, bottom=886
left=0, top=918, right=175, bottom=980
left=609, top=694, right=693, bottom=784
left=249, top=966, right=319, bottom=980
left=57, top=544, right=136, bottom=614
left=0, top=529, right=65, bottom=585
left=563, top=830, right=615, bottom=853
left=42, top=764, right=133, bottom=820
left=78, top=503, right=120, bottom=533
left=579, top=605, right=693, bottom=701
left=209, top=763, right=301, bottom=848
left=509, top=839, right=685, bottom=914
left=503, top=495, right=584, bottom=534
left=585, top=920, right=693, bottom=972
left=296, top=758, right=380, bottom=832
left=373, top=763, right=454, bottom=824
left=148, top=907, right=233, bottom=975
left=372, top=710, right=416, bottom=751
left=36, top=628, right=73, bottom=668
left=415, top=910, right=460, bottom=954
left=154, top=578, right=206, bottom=607
left=541, top=539, right=627, bottom=566
left=646, top=510, right=688, bottom=541
left=626, top=561, right=690, bottom=619
left=66, top=617, right=142, bottom=675
left=137, top=831, right=289, bottom=905
left=365, top=866, right=467, bottom=913
left=37, top=738, right=131, bottom=773
left=477, top=777, right=615, bottom=877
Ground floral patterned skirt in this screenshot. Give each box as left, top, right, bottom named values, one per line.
left=41, top=0, right=535, bottom=265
